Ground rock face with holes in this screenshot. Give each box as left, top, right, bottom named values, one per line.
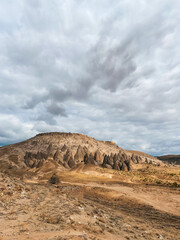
left=0, top=132, right=162, bottom=173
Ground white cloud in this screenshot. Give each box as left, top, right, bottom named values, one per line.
left=0, top=114, right=36, bottom=145
left=0, top=0, right=180, bottom=155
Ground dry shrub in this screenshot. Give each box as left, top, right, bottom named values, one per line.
left=48, top=173, right=60, bottom=184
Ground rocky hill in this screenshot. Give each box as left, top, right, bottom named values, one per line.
left=0, top=132, right=162, bottom=175
left=157, top=155, right=180, bottom=165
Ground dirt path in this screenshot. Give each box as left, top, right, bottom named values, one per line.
left=62, top=181, right=180, bottom=216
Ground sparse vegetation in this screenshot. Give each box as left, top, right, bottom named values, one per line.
left=49, top=173, right=60, bottom=184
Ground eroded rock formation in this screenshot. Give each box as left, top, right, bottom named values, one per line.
left=102, top=151, right=132, bottom=171
left=24, top=147, right=133, bottom=171
left=0, top=132, right=160, bottom=172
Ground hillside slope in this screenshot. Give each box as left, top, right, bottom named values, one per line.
left=0, top=132, right=162, bottom=175
left=157, top=155, right=180, bottom=165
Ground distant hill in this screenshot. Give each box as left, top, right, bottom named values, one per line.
left=127, top=150, right=157, bottom=160
left=157, top=155, right=180, bottom=165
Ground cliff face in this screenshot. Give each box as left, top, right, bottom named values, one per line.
left=0, top=132, right=161, bottom=172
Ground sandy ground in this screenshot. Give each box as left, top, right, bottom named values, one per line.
left=0, top=167, right=180, bottom=240
left=62, top=180, right=180, bottom=216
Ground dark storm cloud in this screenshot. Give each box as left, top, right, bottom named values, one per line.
left=89, top=42, right=137, bottom=92
left=50, top=89, right=72, bottom=102
left=49, top=76, right=95, bottom=103
left=0, top=0, right=180, bottom=155
left=47, top=103, right=67, bottom=117
left=36, top=113, right=57, bottom=125
left=24, top=93, right=49, bottom=109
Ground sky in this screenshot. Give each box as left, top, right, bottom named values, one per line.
left=0, top=0, right=180, bottom=156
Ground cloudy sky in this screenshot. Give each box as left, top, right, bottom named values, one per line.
left=0, top=0, right=180, bottom=155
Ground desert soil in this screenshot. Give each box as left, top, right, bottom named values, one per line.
left=0, top=167, right=180, bottom=240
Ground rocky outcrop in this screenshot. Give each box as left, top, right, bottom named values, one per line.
left=84, top=153, right=98, bottom=165
left=131, top=154, right=143, bottom=164
left=24, top=151, right=47, bottom=168
left=102, top=151, right=132, bottom=171
left=24, top=147, right=132, bottom=171
left=94, top=150, right=104, bottom=164
left=47, top=143, right=54, bottom=158
left=61, top=144, right=67, bottom=152
left=54, top=149, right=64, bottom=164
left=63, top=149, right=72, bottom=162
left=63, top=149, right=76, bottom=168
left=36, top=160, right=44, bottom=168
left=68, top=157, right=75, bottom=168
left=74, top=145, right=86, bottom=164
